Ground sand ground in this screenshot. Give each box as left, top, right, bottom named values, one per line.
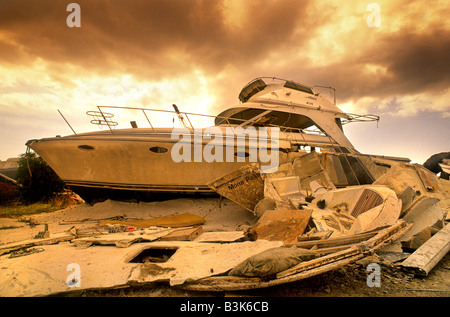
left=0, top=197, right=449, bottom=297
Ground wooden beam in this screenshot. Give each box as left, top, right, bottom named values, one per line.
left=401, top=222, right=450, bottom=276
left=0, top=233, right=76, bottom=256
left=291, top=230, right=378, bottom=249
left=160, top=226, right=203, bottom=241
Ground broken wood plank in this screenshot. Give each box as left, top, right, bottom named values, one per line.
left=0, top=233, right=76, bottom=255
left=196, top=231, right=246, bottom=243
left=160, top=226, right=203, bottom=241
left=277, top=246, right=363, bottom=279
left=361, top=220, right=412, bottom=252
left=72, top=228, right=178, bottom=248
left=252, top=209, right=312, bottom=244
left=207, top=163, right=264, bottom=213
left=401, top=222, right=450, bottom=276
left=291, top=230, right=378, bottom=249
left=297, top=230, right=333, bottom=241
left=98, top=213, right=205, bottom=228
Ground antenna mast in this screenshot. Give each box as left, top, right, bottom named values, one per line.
left=57, top=109, right=77, bottom=135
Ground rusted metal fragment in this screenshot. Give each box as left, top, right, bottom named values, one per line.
left=252, top=209, right=312, bottom=244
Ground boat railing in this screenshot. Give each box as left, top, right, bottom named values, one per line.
left=341, top=113, right=380, bottom=125
left=89, top=105, right=328, bottom=137
left=81, top=105, right=342, bottom=149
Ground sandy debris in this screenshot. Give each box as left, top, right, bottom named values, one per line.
left=0, top=197, right=257, bottom=245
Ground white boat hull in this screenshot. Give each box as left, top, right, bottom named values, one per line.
left=28, top=130, right=279, bottom=192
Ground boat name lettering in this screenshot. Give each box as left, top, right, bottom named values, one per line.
left=227, top=173, right=260, bottom=191
left=245, top=173, right=259, bottom=182
left=228, top=180, right=244, bottom=191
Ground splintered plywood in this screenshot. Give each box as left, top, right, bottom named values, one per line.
left=196, top=231, right=245, bottom=243
left=0, top=233, right=76, bottom=256
left=98, top=213, right=205, bottom=228
left=207, top=163, right=264, bottom=213
left=72, top=228, right=179, bottom=248
left=252, top=209, right=312, bottom=244
left=160, top=226, right=203, bottom=241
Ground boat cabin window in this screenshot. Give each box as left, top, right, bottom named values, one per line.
left=222, top=109, right=317, bottom=131
left=283, top=81, right=314, bottom=95
left=234, top=151, right=250, bottom=158
left=149, top=146, right=169, bottom=153
left=238, top=79, right=267, bottom=103
left=128, top=247, right=178, bottom=263
left=78, top=145, right=95, bottom=151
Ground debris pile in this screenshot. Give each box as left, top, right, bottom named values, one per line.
left=200, top=150, right=449, bottom=287
left=0, top=151, right=448, bottom=296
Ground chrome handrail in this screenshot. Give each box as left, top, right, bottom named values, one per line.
left=93, top=105, right=313, bottom=134
left=88, top=105, right=339, bottom=148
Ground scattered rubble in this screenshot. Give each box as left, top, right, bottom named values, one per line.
left=0, top=151, right=448, bottom=296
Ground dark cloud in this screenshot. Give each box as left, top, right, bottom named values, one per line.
left=376, top=29, right=450, bottom=93
left=343, top=28, right=450, bottom=100
left=0, top=0, right=449, bottom=114
left=0, top=0, right=314, bottom=79
left=283, top=27, right=450, bottom=109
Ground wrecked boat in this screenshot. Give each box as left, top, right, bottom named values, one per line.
left=26, top=77, right=385, bottom=195
left=0, top=157, right=448, bottom=295
left=0, top=147, right=450, bottom=296
left=6, top=77, right=447, bottom=295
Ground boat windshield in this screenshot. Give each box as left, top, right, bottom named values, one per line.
left=283, top=81, right=314, bottom=95
left=238, top=78, right=267, bottom=103
left=238, top=77, right=315, bottom=103
left=215, top=108, right=318, bottom=132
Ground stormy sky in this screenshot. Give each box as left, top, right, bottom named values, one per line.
left=0, top=0, right=449, bottom=164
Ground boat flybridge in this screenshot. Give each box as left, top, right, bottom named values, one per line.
left=27, top=77, right=381, bottom=195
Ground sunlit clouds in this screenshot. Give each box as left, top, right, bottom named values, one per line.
left=0, top=0, right=449, bottom=163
